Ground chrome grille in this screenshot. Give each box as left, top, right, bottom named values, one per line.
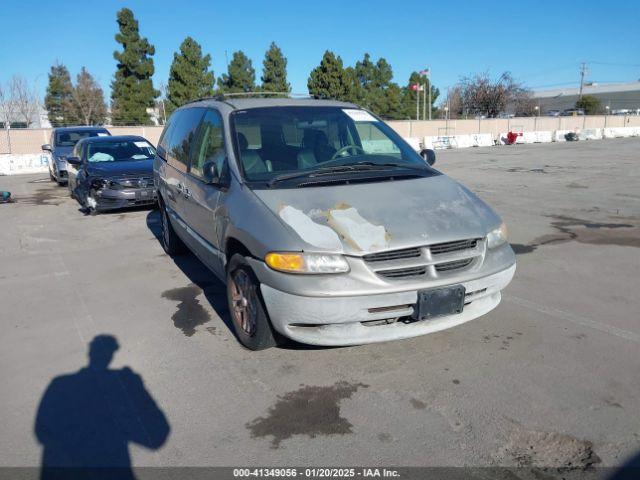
left=378, top=266, right=427, bottom=279
left=364, top=238, right=484, bottom=280
left=435, top=258, right=474, bottom=272
left=430, top=238, right=478, bottom=255
left=110, top=176, right=153, bottom=189
left=363, top=247, right=421, bottom=263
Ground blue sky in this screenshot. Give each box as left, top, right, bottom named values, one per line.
left=1, top=0, right=638, bottom=104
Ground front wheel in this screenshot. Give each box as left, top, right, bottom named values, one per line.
left=226, top=254, right=279, bottom=350
left=84, top=190, right=98, bottom=215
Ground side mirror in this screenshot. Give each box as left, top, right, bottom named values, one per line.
left=42, top=144, right=52, bottom=152
left=202, top=161, right=220, bottom=184
left=66, top=156, right=82, bottom=166
left=420, top=148, right=436, bottom=166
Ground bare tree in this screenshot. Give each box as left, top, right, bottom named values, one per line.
left=0, top=83, right=13, bottom=127
left=71, top=68, right=107, bottom=125
left=459, top=72, right=530, bottom=118
left=10, top=76, right=40, bottom=127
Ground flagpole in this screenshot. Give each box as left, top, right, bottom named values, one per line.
left=416, top=85, right=419, bottom=121
left=422, top=81, right=426, bottom=121
left=428, top=70, right=432, bottom=121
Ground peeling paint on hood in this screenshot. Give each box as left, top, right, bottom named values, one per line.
left=256, top=175, right=501, bottom=255
left=327, top=206, right=389, bottom=252
left=279, top=205, right=343, bottom=251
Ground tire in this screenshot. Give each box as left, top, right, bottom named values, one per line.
left=49, top=169, right=55, bottom=182
left=226, top=254, right=279, bottom=351
left=159, top=199, right=186, bottom=255
left=84, top=189, right=99, bottom=216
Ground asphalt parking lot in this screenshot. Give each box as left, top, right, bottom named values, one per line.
left=1, top=138, right=639, bottom=477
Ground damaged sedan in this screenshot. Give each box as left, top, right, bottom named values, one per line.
left=155, top=97, right=516, bottom=349
left=67, top=135, right=157, bottom=215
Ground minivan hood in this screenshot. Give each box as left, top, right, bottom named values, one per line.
left=253, top=175, right=501, bottom=255
left=87, top=159, right=153, bottom=178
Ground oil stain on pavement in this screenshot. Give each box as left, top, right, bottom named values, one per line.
left=511, top=215, right=639, bottom=255
left=496, top=429, right=600, bottom=470
left=161, top=283, right=212, bottom=336
left=15, top=185, right=66, bottom=206
left=246, top=381, right=368, bottom=448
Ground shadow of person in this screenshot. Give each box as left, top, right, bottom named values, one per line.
left=34, top=335, right=170, bottom=480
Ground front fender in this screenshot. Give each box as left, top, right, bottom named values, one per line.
left=219, top=181, right=305, bottom=261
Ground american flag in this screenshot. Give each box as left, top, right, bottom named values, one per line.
left=419, top=68, right=430, bottom=77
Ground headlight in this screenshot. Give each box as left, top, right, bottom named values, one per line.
left=486, top=222, right=508, bottom=249
left=265, top=252, right=350, bottom=274
left=90, top=178, right=108, bottom=190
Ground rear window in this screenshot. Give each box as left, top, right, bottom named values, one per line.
left=55, top=130, right=109, bottom=147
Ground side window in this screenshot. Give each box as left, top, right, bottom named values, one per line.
left=157, top=115, right=177, bottom=161
left=166, top=108, right=205, bottom=173
left=189, top=109, right=225, bottom=179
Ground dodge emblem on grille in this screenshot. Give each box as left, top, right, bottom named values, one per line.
left=138, top=178, right=148, bottom=188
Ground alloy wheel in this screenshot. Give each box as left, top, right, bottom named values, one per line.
left=229, top=269, right=257, bottom=337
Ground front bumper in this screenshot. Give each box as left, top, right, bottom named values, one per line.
left=260, top=263, right=516, bottom=346
left=93, top=187, right=157, bottom=211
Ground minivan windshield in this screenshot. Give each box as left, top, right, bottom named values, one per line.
left=55, top=130, right=109, bottom=147
left=86, top=140, right=156, bottom=163
left=231, top=106, right=429, bottom=185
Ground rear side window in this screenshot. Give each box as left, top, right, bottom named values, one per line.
left=189, top=109, right=225, bottom=180
left=157, top=118, right=176, bottom=159
left=166, top=108, right=205, bottom=172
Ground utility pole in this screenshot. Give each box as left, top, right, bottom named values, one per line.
left=578, top=62, right=587, bottom=100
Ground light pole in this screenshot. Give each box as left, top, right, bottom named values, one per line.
left=605, top=105, right=609, bottom=128
left=444, top=106, right=449, bottom=133
left=534, top=105, right=539, bottom=130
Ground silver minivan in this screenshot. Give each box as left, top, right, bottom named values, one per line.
left=154, top=97, right=515, bottom=350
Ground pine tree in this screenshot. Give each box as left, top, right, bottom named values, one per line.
left=111, top=8, right=159, bottom=125
left=166, top=37, right=214, bottom=114
left=353, top=54, right=399, bottom=118
left=72, top=68, right=107, bottom=125
left=218, top=51, right=255, bottom=93
left=261, top=42, right=290, bottom=94
left=307, top=51, right=352, bottom=100
left=44, top=62, right=77, bottom=126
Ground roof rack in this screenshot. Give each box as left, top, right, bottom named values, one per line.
left=181, top=92, right=331, bottom=108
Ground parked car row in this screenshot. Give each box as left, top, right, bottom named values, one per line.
left=546, top=109, right=586, bottom=117
left=42, top=128, right=157, bottom=215
left=40, top=97, right=516, bottom=350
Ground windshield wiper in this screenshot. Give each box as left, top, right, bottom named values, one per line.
left=267, top=162, right=425, bottom=187
left=349, top=161, right=427, bottom=171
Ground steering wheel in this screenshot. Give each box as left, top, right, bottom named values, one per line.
left=330, top=145, right=365, bottom=160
